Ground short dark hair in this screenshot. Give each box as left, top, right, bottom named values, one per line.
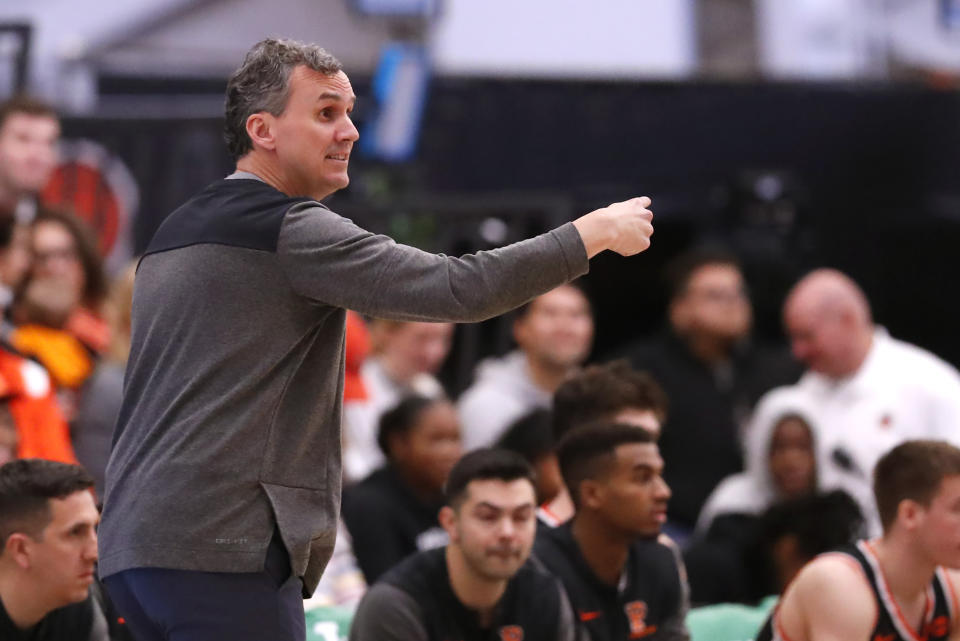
left=514, top=280, right=590, bottom=321
left=444, top=449, right=534, bottom=508
left=552, top=360, right=667, bottom=440
left=32, top=209, right=108, bottom=308
left=556, top=422, right=656, bottom=509
left=224, top=38, right=343, bottom=160
left=0, top=459, right=94, bottom=547
left=377, top=395, right=439, bottom=459
left=665, top=246, right=742, bottom=301
left=759, top=490, right=864, bottom=564
left=495, top=409, right=554, bottom=464
left=0, top=95, right=58, bottom=132
left=874, top=440, right=960, bottom=532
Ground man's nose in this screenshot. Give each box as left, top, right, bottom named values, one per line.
left=85, top=531, right=99, bottom=561
left=656, top=477, right=671, bottom=501
left=497, top=518, right=516, bottom=538
left=340, top=116, right=359, bottom=142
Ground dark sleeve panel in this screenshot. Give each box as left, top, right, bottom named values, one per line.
left=145, top=179, right=313, bottom=256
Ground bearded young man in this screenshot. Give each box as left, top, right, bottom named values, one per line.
left=349, top=449, right=581, bottom=641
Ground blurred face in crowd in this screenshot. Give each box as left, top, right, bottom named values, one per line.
left=266, top=67, right=359, bottom=200
left=0, top=112, right=59, bottom=199
left=441, top=478, right=537, bottom=581
left=768, top=415, right=816, bottom=499
left=390, top=400, right=462, bottom=494
left=514, top=285, right=593, bottom=372
left=31, top=220, right=86, bottom=303
left=670, top=263, right=751, bottom=344
left=5, top=491, right=99, bottom=607
left=582, top=442, right=670, bottom=540
left=909, top=475, right=960, bottom=569
left=784, top=300, right=861, bottom=378
left=378, top=321, right=454, bottom=383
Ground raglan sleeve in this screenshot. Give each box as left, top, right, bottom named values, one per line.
left=276, top=202, right=588, bottom=323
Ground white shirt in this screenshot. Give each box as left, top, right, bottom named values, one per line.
left=457, top=351, right=552, bottom=450
left=774, top=328, right=960, bottom=534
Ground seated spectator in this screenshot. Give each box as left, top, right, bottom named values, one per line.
left=542, top=360, right=668, bottom=525
left=343, top=319, right=453, bottom=481
left=26, top=209, right=109, bottom=354
left=495, top=409, right=564, bottom=505
left=72, top=262, right=135, bottom=499
left=342, top=395, right=462, bottom=582
left=695, top=386, right=822, bottom=534
left=6, top=211, right=109, bottom=423
left=459, top=283, right=593, bottom=450
left=0, top=458, right=120, bottom=640
left=778, top=268, right=960, bottom=534
left=616, top=248, right=800, bottom=532
left=349, top=449, right=579, bottom=641
left=685, top=386, right=828, bottom=604
left=534, top=423, right=690, bottom=641
left=0, top=218, right=74, bottom=465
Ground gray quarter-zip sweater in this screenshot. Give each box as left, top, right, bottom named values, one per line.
left=98, top=174, right=588, bottom=595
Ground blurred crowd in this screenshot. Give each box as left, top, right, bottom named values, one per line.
left=3, top=90, right=960, bottom=640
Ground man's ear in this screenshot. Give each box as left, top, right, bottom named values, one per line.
left=4, top=533, right=32, bottom=570
left=245, top=112, right=277, bottom=152
left=579, top=479, right=605, bottom=511
left=438, top=506, right=458, bottom=541
left=897, top=499, right=923, bottom=532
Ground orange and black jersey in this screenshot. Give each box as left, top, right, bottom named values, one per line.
left=758, top=540, right=957, bottom=641
left=533, top=523, right=689, bottom=641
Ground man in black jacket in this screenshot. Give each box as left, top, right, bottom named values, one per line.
left=350, top=449, right=581, bottom=641
left=618, top=248, right=800, bottom=533
left=535, top=423, right=689, bottom=641
left=0, top=459, right=115, bottom=641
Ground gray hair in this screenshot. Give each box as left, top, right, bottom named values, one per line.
left=224, top=38, right=343, bottom=159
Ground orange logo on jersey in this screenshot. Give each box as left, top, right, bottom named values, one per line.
left=872, top=634, right=894, bottom=641
left=625, top=601, right=649, bottom=638
left=579, top=611, right=602, bottom=622
left=924, top=615, right=950, bottom=638
left=499, top=625, right=524, bottom=641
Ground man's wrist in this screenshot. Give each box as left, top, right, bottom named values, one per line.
left=572, top=209, right=612, bottom=259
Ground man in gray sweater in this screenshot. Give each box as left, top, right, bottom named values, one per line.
left=98, top=37, right=655, bottom=641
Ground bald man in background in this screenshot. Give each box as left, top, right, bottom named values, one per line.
left=753, top=268, right=960, bottom=534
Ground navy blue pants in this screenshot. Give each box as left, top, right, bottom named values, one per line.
left=103, top=532, right=305, bottom=641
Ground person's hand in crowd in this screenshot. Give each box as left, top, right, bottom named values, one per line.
left=573, top=196, right=654, bottom=258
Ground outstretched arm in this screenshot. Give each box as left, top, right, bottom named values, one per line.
left=277, top=197, right=653, bottom=323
